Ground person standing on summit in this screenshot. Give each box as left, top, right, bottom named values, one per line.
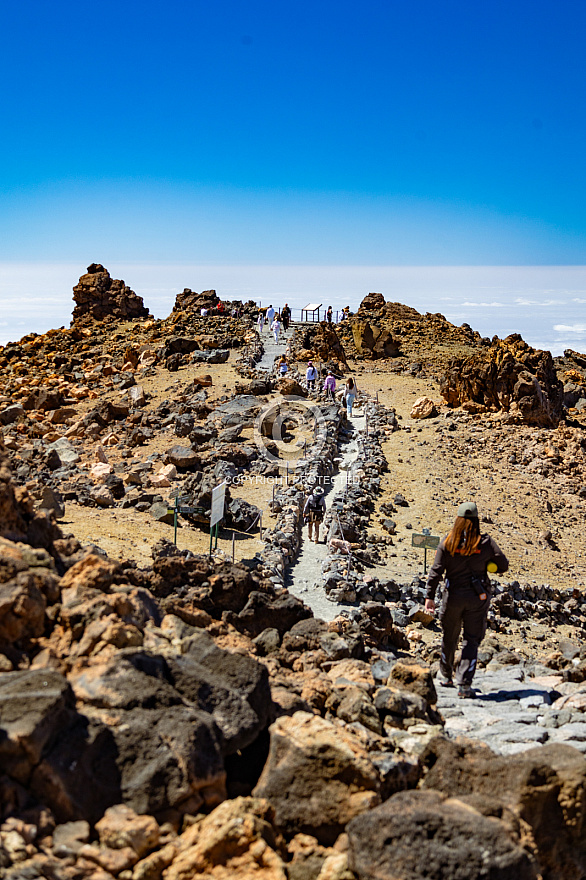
left=424, top=502, right=508, bottom=698
left=281, top=303, right=291, bottom=331
left=266, top=304, right=275, bottom=326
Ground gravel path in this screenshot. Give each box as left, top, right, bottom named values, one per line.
left=257, top=325, right=369, bottom=621
left=285, top=410, right=366, bottom=621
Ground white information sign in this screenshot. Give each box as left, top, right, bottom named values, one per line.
left=210, top=481, right=227, bottom=528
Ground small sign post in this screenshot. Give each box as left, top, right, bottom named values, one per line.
left=209, top=482, right=227, bottom=556
left=167, top=493, right=206, bottom=547
left=411, top=529, right=440, bottom=574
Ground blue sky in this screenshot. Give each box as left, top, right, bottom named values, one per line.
left=1, top=0, right=586, bottom=264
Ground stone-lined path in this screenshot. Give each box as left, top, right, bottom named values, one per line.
left=436, top=665, right=586, bottom=755
left=285, top=411, right=365, bottom=621
left=256, top=324, right=292, bottom=370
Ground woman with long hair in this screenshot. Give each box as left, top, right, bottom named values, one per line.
left=424, top=502, right=508, bottom=698
left=344, top=376, right=357, bottom=417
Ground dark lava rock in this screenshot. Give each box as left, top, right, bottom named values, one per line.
left=226, top=497, right=261, bottom=531
left=347, top=789, right=537, bottom=880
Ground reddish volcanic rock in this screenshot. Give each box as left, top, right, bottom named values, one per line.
left=72, top=264, right=151, bottom=323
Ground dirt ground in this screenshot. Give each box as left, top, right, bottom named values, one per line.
left=350, top=363, right=586, bottom=592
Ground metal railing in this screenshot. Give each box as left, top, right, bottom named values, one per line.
left=257, top=306, right=350, bottom=324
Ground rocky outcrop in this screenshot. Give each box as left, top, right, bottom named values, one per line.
left=172, top=288, right=220, bottom=313
left=72, top=264, right=151, bottom=323
left=351, top=320, right=400, bottom=359
left=357, top=291, right=386, bottom=313
left=421, top=737, right=586, bottom=880
left=440, top=334, right=564, bottom=426
left=292, top=322, right=348, bottom=369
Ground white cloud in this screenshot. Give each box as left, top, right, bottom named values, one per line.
left=553, top=324, right=586, bottom=334
left=515, top=297, right=565, bottom=306
left=461, top=301, right=504, bottom=307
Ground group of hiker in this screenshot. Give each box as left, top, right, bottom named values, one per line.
left=256, top=303, right=292, bottom=341
left=257, top=303, right=351, bottom=332
left=306, top=363, right=358, bottom=415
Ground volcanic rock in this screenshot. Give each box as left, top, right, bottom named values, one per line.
left=72, top=264, right=150, bottom=323
left=253, top=711, right=382, bottom=844
left=347, top=789, right=538, bottom=880
left=293, top=323, right=348, bottom=367
left=440, top=334, right=564, bottom=426
left=172, top=288, right=220, bottom=313
left=352, top=320, right=400, bottom=359
left=410, top=396, right=437, bottom=418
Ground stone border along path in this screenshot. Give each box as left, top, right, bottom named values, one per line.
left=284, top=408, right=367, bottom=621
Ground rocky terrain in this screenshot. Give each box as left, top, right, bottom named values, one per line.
left=0, top=272, right=586, bottom=878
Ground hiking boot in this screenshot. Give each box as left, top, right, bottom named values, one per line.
left=458, top=685, right=474, bottom=699
left=438, top=677, right=455, bottom=688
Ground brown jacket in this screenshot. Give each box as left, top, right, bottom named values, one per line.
left=425, top=534, right=508, bottom=600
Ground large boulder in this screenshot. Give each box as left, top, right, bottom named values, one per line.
left=440, top=334, right=564, bottom=426
left=224, top=591, right=312, bottom=638
left=347, top=789, right=538, bottom=880
left=0, top=670, right=76, bottom=782
left=72, top=264, right=150, bottom=323
left=253, top=711, right=382, bottom=844
left=294, top=323, right=348, bottom=367
left=421, top=738, right=586, bottom=880
left=352, top=320, right=400, bottom=359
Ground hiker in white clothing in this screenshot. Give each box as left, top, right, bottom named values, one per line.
left=271, top=317, right=281, bottom=342
left=266, top=304, right=275, bottom=325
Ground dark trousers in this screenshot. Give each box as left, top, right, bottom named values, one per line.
left=439, top=588, right=490, bottom=686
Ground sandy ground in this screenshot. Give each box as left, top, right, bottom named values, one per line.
left=347, top=364, right=586, bottom=592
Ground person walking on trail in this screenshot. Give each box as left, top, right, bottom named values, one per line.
left=343, top=377, right=358, bottom=417
left=424, top=501, right=509, bottom=699
left=266, top=304, right=275, bottom=325
left=305, top=361, right=318, bottom=391
left=323, top=371, right=336, bottom=401
left=281, top=303, right=291, bottom=331
left=257, top=310, right=265, bottom=333
left=303, top=486, right=326, bottom=543
left=271, top=317, right=281, bottom=343
left=326, top=306, right=333, bottom=324
left=277, top=355, right=288, bottom=376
